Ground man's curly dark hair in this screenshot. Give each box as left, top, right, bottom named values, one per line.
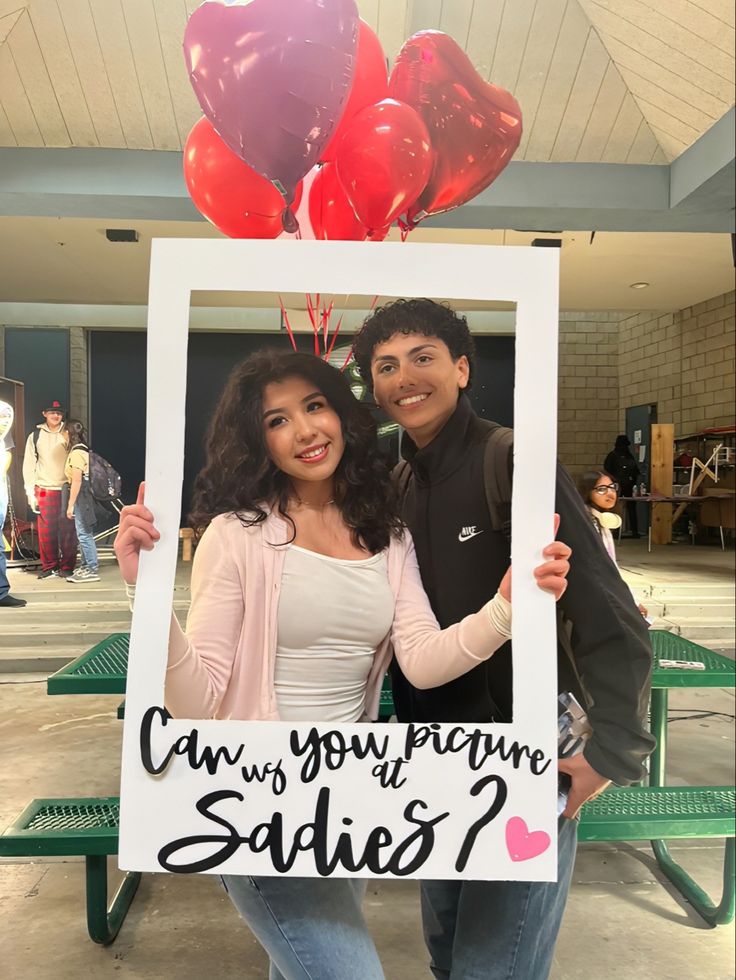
left=189, top=349, right=403, bottom=553
left=352, top=298, right=476, bottom=389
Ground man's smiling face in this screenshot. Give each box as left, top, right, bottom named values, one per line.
left=370, top=332, right=469, bottom=448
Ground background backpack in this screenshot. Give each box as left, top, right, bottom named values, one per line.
left=33, top=431, right=122, bottom=502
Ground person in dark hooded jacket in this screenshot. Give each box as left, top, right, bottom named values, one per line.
left=604, top=434, right=641, bottom=537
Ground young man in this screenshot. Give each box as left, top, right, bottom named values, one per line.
left=22, top=399, right=77, bottom=579
left=353, top=299, right=654, bottom=980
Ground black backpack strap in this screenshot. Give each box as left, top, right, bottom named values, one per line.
left=392, top=459, right=414, bottom=509
left=482, top=425, right=514, bottom=542
left=32, top=428, right=40, bottom=459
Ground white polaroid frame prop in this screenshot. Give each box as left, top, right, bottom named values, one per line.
left=120, top=239, right=560, bottom=881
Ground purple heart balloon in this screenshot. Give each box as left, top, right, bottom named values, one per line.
left=184, top=0, right=359, bottom=214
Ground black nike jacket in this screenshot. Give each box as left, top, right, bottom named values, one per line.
left=391, top=394, right=655, bottom=786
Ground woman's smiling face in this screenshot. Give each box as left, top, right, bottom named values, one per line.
left=262, top=375, right=345, bottom=486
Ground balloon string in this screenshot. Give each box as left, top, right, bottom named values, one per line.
left=278, top=295, right=297, bottom=352
left=339, top=344, right=353, bottom=372
left=305, top=293, right=320, bottom=355
left=322, top=300, right=334, bottom=351
left=325, top=312, right=345, bottom=359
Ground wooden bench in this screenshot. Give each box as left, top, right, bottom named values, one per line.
left=0, top=798, right=141, bottom=945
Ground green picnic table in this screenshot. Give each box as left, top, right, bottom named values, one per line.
left=36, top=628, right=735, bottom=929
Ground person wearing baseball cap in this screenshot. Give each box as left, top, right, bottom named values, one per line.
left=22, top=400, right=77, bottom=578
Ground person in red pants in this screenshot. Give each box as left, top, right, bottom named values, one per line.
left=22, top=400, right=77, bottom=579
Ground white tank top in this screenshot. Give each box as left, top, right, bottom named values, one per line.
left=275, top=545, right=395, bottom=723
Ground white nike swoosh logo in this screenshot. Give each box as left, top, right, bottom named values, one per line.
left=458, top=529, right=484, bottom=542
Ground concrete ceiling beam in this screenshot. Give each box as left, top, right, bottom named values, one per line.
left=0, top=110, right=733, bottom=233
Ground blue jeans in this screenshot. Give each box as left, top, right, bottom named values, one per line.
left=73, top=506, right=97, bottom=571
left=421, top=816, right=578, bottom=980
left=221, top=875, right=384, bottom=980
left=0, top=473, right=8, bottom=599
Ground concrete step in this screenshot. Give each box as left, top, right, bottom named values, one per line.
left=647, top=584, right=735, bottom=599
left=679, top=623, right=736, bottom=644
left=1, top=624, right=135, bottom=648
left=17, top=588, right=191, bottom=605
left=662, top=602, right=735, bottom=618
left=0, top=647, right=84, bottom=674
left=682, top=638, right=735, bottom=655
left=5, top=608, right=131, bottom=627
left=5, top=601, right=189, bottom=622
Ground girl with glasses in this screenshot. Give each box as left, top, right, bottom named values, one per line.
left=578, top=471, right=648, bottom=619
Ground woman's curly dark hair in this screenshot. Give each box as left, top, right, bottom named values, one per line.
left=352, top=298, right=476, bottom=389
left=189, top=350, right=403, bottom=552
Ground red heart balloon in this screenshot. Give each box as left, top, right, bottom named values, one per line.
left=389, top=31, right=522, bottom=226
left=309, top=163, right=387, bottom=241
left=321, top=20, right=389, bottom=163
left=336, top=99, right=433, bottom=231
left=184, top=118, right=302, bottom=239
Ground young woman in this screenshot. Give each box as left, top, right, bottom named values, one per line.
left=64, top=420, right=99, bottom=583
left=115, top=350, right=571, bottom=980
left=578, top=470, right=647, bottom=619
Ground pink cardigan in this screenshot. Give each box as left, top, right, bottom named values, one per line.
left=165, top=511, right=508, bottom=721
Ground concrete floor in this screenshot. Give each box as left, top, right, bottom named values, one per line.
left=1, top=538, right=734, bottom=979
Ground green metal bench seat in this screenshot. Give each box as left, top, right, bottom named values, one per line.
left=0, top=798, right=140, bottom=945
left=579, top=785, right=735, bottom=926
left=579, top=785, right=735, bottom=841
left=47, top=633, right=129, bottom=696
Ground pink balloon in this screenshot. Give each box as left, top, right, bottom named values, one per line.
left=184, top=0, right=359, bottom=215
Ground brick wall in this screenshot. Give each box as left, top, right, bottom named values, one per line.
left=618, top=290, right=735, bottom=434
left=557, top=313, right=624, bottom=477
left=679, top=291, right=735, bottom=432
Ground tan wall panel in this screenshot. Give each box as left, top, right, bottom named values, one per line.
left=88, top=0, right=153, bottom=149
left=0, top=36, right=43, bottom=146
left=6, top=10, right=70, bottom=145
left=601, top=91, right=644, bottom=161
left=581, top=0, right=732, bottom=101
left=524, top=1, right=591, bottom=160
left=27, top=0, right=97, bottom=146
left=549, top=29, right=608, bottom=161
left=464, top=0, right=505, bottom=81
left=151, top=0, right=197, bottom=147
left=577, top=60, right=628, bottom=161
left=438, top=0, right=474, bottom=51
left=489, top=0, right=537, bottom=94
left=513, top=0, right=567, bottom=157
left=57, top=0, right=124, bottom=146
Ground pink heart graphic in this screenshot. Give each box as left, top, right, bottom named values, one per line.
left=505, top=817, right=551, bottom=863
